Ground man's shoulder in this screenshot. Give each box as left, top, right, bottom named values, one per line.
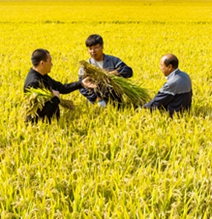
left=104, top=54, right=119, bottom=60
left=103, top=54, right=122, bottom=65
left=174, top=70, right=191, bottom=82
left=24, top=69, right=39, bottom=90
left=167, top=69, right=192, bottom=93
left=25, top=68, right=36, bottom=81
left=24, top=68, right=43, bottom=86
left=175, top=69, right=189, bottom=77
left=26, top=68, right=40, bottom=77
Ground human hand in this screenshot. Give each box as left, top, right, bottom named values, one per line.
left=108, top=70, right=119, bottom=76
left=52, top=89, right=60, bottom=98
left=82, top=77, right=97, bottom=89
left=98, top=99, right=106, bottom=108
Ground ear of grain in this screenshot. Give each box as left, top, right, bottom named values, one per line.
left=24, top=87, right=75, bottom=118
left=80, top=60, right=150, bottom=106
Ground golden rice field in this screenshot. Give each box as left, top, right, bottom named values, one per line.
left=1, top=0, right=212, bottom=218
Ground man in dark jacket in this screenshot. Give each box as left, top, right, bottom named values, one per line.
left=143, top=54, right=192, bottom=117
left=24, top=48, right=95, bottom=124
left=79, top=34, right=133, bottom=108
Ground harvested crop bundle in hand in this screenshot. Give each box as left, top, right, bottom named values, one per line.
left=24, top=87, right=74, bottom=118
left=79, top=60, right=150, bottom=106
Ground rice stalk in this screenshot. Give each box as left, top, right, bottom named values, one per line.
left=24, top=87, right=75, bottom=118
left=59, top=99, right=75, bottom=110
left=79, top=60, right=150, bottom=106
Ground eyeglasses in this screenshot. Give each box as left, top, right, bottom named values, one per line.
left=88, top=45, right=102, bottom=51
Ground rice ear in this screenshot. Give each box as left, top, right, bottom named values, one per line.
left=79, top=60, right=150, bottom=106
left=24, top=87, right=75, bottom=117
left=59, top=99, right=75, bottom=110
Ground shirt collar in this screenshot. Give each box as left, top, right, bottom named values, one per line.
left=166, top=68, right=178, bottom=80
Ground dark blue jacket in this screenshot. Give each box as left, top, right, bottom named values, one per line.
left=79, top=54, right=133, bottom=103
left=143, top=69, right=192, bottom=116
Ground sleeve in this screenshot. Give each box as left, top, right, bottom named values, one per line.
left=50, top=78, right=82, bottom=94
left=78, top=69, right=98, bottom=103
left=114, top=57, right=133, bottom=78
left=143, top=91, right=174, bottom=110
left=159, top=82, right=176, bottom=96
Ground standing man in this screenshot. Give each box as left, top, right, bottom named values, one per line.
left=24, top=48, right=95, bottom=124
left=143, top=54, right=192, bottom=117
left=79, top=34, right=133, bottom=107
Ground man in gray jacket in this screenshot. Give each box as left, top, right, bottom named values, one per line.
left=79, top=34, right=133, bottom=108
left=143, top=54, right=192, bottom=117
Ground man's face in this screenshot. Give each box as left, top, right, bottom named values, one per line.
left=160, top=57, right=172, bottom=77
left=43, top=53, right=53, bottom=74
left=87, top=44, right=103, bottom=61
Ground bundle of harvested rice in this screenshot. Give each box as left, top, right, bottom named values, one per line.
left=24, top=87, right=75, bottom=118
left=79, top=60, right=150, bottom=106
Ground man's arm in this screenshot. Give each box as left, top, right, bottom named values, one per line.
left=78, top=76, right=98, bottom=103
left=50, top=75, right=96, bottom=95
left=143, top=91, right=174, bottom=110
left=112, top=57, right=133, bottom=78
left=50, top=78, right=83, bottom=94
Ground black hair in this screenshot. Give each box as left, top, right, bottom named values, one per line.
left=31, top=48, right=49, bottom=66
left=164, top=54, right=179, bottom=69
left=85, top=34, right=103, bottom=47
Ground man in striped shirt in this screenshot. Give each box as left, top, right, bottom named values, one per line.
left=143, top=54, right=192, bottom=117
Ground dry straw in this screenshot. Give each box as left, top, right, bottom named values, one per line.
left=79, top=60, right=150, bottom=106
left=24, top=87, right=75, bottom=118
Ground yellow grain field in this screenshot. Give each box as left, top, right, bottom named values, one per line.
left=0, top=0, right=212, bottom=218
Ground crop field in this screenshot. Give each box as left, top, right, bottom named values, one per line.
left=1, top=0, right=212, bottom=218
